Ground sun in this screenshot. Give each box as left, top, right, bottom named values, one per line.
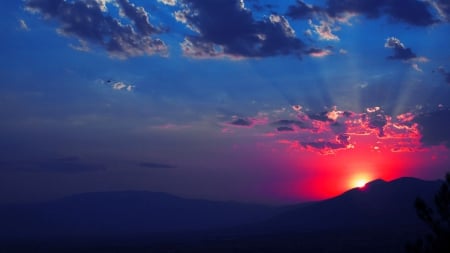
left=349, top=174, right=371, bottom=189
left=353, top=178, right=368, bottom=188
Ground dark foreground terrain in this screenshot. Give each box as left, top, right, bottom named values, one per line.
left=0, top=177, right=441, bottom=253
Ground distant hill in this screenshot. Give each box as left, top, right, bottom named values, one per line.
left=0, top=191, right=278, bottom=239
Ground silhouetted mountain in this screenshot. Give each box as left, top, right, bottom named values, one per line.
left=248, top=177, right=442, bottom=233
left=0, top=191, right=278, bottom=239
left=0, top=177, right=444, bottom=253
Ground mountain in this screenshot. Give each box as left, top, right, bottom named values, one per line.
left=0, top=191, right=278, bottom=239
left=0, top=177, right=444, bottom=253
left=248, top=177, right=442, bottom=233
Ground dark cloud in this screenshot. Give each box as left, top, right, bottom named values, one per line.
left=336, top=134, right=350, bottom=145
left=116, top=0, right=161, bottom=35
left=436, top=67, right=450, bottom=85
left=384, top=37, right=417, bottom=61
left=307, top=111, right=332, bottom=122
left=248, top=0, right=277, bottom=12
left=287, top=0, right=438, bottom=26
left=326, top=0, right=437, bottom=26
left=277, top=126, right=294, bottom=132
left=177, top=0, right=305, bottom=58
left=364, top=107, right=388, bottom=137
left=343, top=111, right=353, bottom=117
left=231, top=118, right=252, bottom=126
left=286, top=0, right=322, bottom=19
left=301, top=141, right=347, bottom=150
left=434, top=0, right=450, bottom=21
left=330, top=121, right=346, bottom=134
left=273, top=119, right=307, bottom=129
left=139, top=162, right=176, bottom=169
left=414, top=109, right=450, bottom=148
left=25, top=0, right=167, bottom=58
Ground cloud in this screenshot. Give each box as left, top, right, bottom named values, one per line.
left=436, top=66, right=450, bottom=85
left=157, top=0, right=177, bottom=6
left=308, top=19, right=340, bottom=41
left=99, top=79, right=134, bottom=91
left=326, top=0, right=438, bottom=27
left=365, top=107, right=388, bottom=137
left=306, top=47, right=332, bottom=58
left=112, top=81, right=134, bottom=91
left=286, top=0, right=322, bottom=20
left=384, top=37, right=416, bottom=60
left=273, top=119, right=308, bottom=129
left=414, top=108, right=450, bottom=148
left=427, top=0, right=450, bottom=22
left=70, top=39, right=90, bottom=52
left=287, top=0, right=439, bottom=27
left=411, top=63, right=423, bottom=72
left=221, top=106, right=426, bottom=155
left=139, top=162, right=177, bottom=169
left=306, top=111, right=333, bottom=122
left=231, top=118, right=252, bottom=126
left=277, top=126, right=294, bottom=132
left=25, top=0, right=167, bottom=58
left=384, top=37, right=428, bottom=70
left=176, top=0, right=306, bottom=58
left=300, top=134, right=353, bottom=154
left=18, top=19, right=30, bottom=31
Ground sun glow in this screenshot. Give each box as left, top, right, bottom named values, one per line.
left=350, top=174, right=371, bottom=189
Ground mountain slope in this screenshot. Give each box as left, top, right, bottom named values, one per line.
left=0, top=177, right=443, bottom=242
left=0, top=191, right=278, bottom=239
left=252, top=177, right=442, bottom=233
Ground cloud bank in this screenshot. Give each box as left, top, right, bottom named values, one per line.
left=25, top=0, right=167, bottom=58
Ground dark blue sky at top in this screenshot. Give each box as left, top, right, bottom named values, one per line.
left=0, top=0, right=449, bottom=204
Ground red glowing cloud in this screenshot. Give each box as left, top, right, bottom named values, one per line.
left=221, top=105, right=450, bottom=201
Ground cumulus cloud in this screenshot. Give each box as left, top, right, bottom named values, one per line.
left=25, top=0, right=167, bottom=58
left=384, top=37, right=428, bottom=71
left=175, top=0, right=306, bottom=59
left=384, top=37, right=416, bottom=60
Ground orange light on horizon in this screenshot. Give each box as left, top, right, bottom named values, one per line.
left=349, top=173, right=372, bottom=189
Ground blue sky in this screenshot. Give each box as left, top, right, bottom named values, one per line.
left=0, top=0, right=450, bottom=204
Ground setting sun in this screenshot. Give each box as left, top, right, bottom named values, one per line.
left=349, top=174, right=372, bottom=189
left=353, top=178, right=368, bottom=188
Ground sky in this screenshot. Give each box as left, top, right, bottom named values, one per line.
left=0, top=0, right=449, bottom=205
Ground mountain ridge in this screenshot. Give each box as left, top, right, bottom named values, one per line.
left=0, top=176, right=443, bottom=240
